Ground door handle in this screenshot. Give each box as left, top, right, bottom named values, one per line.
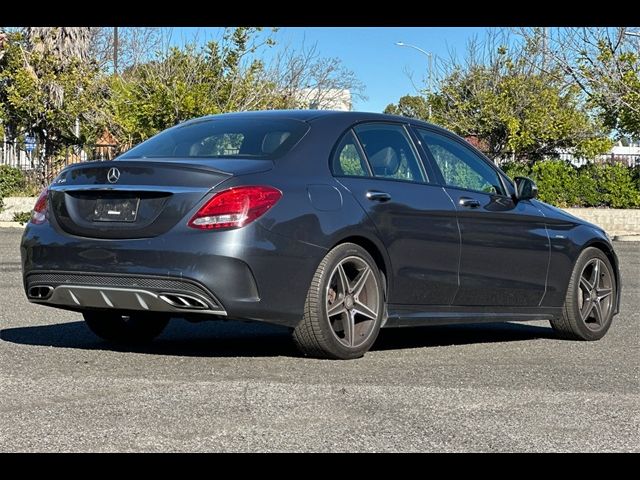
left=366, top=190, right=392, bottom=202
left=459, top=197, right=481, bottom=208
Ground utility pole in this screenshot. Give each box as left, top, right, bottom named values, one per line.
left=113, top=26, right=119, bottom=75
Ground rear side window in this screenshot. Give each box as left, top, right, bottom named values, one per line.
left=119, top=118, right=309, bottom=160
left=331, top=131, right=370, bottom=177
left=353, top=123, right=425, bottom=182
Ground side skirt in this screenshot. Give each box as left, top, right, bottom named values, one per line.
left=384, top=305, right=562, bottom=328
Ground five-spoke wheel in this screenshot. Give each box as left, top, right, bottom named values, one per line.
left=577, top=257, right=615, bottom=331
left=551, top=247, right=617, bottom=340
left=293, top=243, right=384, bottom=359
left=325, top=256, right=380, bottom=348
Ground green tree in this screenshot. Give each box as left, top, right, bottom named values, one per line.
left=385, top=35, right=612, bottom=162
left=518, top=28, right=640, bottom=138
left=0, top=29, right=101, bottom=179
left=584, top=41, right=640, bottom=138
left=104, top=29, right=276, bottom=146
left=104, top=27, right=365, bottom=147
left=384, top=95, right=429, bottom=119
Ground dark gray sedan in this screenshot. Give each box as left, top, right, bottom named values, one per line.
left=21, top=110, right=621, bottom=359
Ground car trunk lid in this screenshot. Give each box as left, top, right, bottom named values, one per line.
left=48, top=158, right=272, bottom=239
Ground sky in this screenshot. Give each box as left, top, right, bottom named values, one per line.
left=170, top=27, right=490, bottom=113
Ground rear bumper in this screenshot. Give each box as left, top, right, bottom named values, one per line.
left=25, top=271, right=226, bottom=316
left=21, top=221, right=327, bottom=327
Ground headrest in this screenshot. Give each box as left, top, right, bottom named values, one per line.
left=189, top=142, right=207, bottom=156
left=261, top=131, right=291, bottom=154
left=368, top=146, right=399, bottom=176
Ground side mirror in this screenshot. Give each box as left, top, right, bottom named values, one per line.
left=514, top=176, right=538, bottom=200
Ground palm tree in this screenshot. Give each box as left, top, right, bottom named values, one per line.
left=24, top=27, right=93, bottom=108
left=22, top=28, right=94, bottom=177
left=25, top=27, right=92, bottom=64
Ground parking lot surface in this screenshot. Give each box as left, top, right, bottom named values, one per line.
left=0, top=228, right=638, bottom=452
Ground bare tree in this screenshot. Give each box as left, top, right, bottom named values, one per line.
left=88, top=27, right=164, bottom=73
left=268, top=42, right=366, bottom=110
left=514, top=27, right=640, bottom=136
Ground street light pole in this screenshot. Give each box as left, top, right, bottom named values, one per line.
left=624, top=31, right=640, bottom=37
left=396, top=41, right=433, bottom=119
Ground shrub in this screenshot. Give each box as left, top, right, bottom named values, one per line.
left=590, top=163, right=640, bottom=208
left=575, top=164, right=601, bottom=206
left=0, top=165, right=27, bottom=197
left=500, top=161, right=532, bottom=181
left=633, top=166, right=640, bottom=192
left=498, top=160, right=640, bottom=208
left=12, top=211, right=32, bottom=225
left=530, top=160, right=581, bottom=207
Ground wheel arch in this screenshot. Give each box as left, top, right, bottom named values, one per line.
left=583, top=239, right=621, bottom=314
left=330, top=235, right=391, bottom=300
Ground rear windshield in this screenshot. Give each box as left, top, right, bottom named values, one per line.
left=119, top=117, right=309, bottom=160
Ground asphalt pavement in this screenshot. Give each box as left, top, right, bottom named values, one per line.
left=0, top=228, right=638, bottom=452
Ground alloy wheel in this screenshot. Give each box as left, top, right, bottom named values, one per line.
left=325, top=256, right=380, bottom=348
left=577, top=258, right=614, bottom=331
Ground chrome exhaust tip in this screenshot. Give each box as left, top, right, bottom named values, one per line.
left=159, top=293, right=209, bottom=310
left=28, top=285, right=54, bottom=300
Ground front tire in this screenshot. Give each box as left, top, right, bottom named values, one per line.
left=550, top=247, right=616, bottom=341
left=83, top=311, right=169, bottom=344
left=293, top=243, right=385, bottom=360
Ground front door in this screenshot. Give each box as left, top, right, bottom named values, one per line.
left=414, top=127, right=549, bottom=307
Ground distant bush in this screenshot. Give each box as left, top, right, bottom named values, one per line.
left=0, top=165, right=27, bottom=198
left=12, top=211, right=32, bottom=225
left=0, top=166, right=41, bottom=212
left=500, top=160, right=640, bottom=208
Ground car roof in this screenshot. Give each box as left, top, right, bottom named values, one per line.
left=183, top=109, right=448, bottom=133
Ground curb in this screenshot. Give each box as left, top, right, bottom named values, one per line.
left=613, top=235, right=640, bottom=242
left=0, top=222, right=25, bottom=228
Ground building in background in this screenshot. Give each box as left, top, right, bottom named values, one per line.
left=295, top=88, right=352, bottom=111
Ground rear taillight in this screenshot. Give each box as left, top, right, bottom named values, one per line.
left=188, top=185, right=282, bottom=230
left=31, top=187, right=49, bottom=225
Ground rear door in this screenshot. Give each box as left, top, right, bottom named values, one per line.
left=333, top=122, right=460, bottom=305
left=413, top=127, right=549, bottom=307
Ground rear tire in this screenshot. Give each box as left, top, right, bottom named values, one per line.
left=83, top=311, right=169, bottom=344
left=550, top=247, right=616, bottom=341
left=293, top=243, right=385, bottom=360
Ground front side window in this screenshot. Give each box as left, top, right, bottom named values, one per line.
left=417, top=129, right=505, bottom=195
left=353, top=123, right=425, bottom=182
left=331, top=131, right=370, bottom=177
left=119, top=118, right=309, bottom=160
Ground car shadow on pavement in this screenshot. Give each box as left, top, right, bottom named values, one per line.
left=0, top=318, right=556, bottom=358
left=373, top=321, right=556, bottom=351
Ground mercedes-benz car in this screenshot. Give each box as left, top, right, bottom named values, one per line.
left=21, top=110, right=621, bottom=359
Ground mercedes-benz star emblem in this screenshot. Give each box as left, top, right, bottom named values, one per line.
left=106, top=167, right=121, bottom=184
